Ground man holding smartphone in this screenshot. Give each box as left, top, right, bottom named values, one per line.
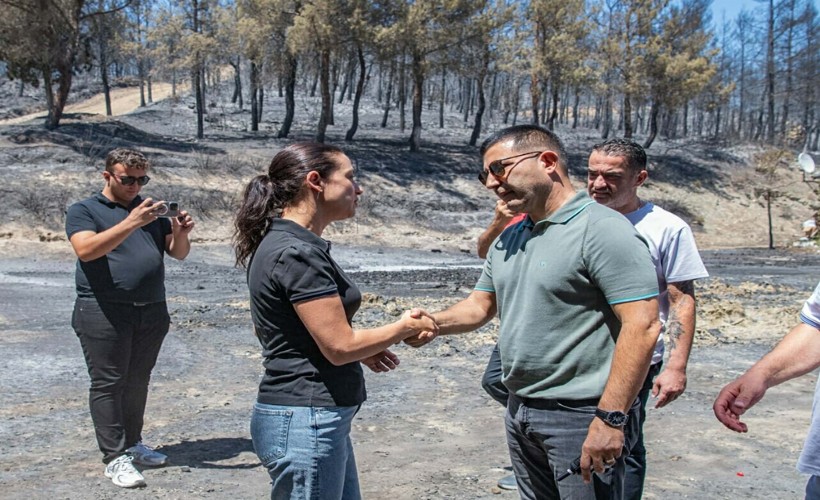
left=66, top=148, right=194, bottom=488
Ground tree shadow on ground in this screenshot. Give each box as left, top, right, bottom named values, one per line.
left=344, top=139, right=484, bottom=211
left=651, top=197, right=706, bottom=232
left=155, top=437, right=258, bottom=470
left=3, top=119, right=223, bottom=161
left=649, top=154, right=729, bottom=197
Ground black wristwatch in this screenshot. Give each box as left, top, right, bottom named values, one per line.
left=595, top=408, right=628, bottom=428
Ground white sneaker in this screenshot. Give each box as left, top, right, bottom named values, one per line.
left=104, top=455, right=146, bottom=488
left=127, top=441, right=169, bottom=466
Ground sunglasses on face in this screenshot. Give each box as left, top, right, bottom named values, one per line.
left=111, top=173, right=150, bottom=186
left=478, top=151, right=544, bottom=185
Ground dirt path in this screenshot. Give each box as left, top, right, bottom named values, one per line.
left=0, top=82, right=183, bottom=125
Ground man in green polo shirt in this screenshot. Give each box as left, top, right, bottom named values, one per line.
left=408, top=125, right=660, bottom=499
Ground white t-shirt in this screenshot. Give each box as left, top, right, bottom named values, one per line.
left=798, top=281, right=820, bottom=476
left=624, top=202, right=709, bottom=365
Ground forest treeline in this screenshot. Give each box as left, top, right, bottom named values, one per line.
left=0, top=0, right=817, bottom=151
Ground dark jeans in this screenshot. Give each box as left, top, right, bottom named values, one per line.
left=623, top=362, right=662, bottom=500
left=506, top=395, right=641, bottom=500
left=806, top=475, right=820, bottom=500
left=72, top=298, right=169, bottom=463
left=481, top=343, right=509, bottom=407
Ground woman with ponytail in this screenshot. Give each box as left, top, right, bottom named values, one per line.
left=233, top=142, right=437, bottom=499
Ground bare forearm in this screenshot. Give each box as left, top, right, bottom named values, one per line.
left=340, top=322, right=417, bottom=364
left=747, top=323, right=820, bottom=388
left=598, top=300, right=661, bottom=412
left=477, top=218, right=509, bottom=259
left=167, top=234, right=191, bottom=260
left=298, top=298, right=433, bottom=366
left=433, top=292, right=496, bottom=335
left=664, top=281, right=696, bottom=372
left=70, top=220, right=140, bottom=261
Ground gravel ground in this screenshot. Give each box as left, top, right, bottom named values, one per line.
left=1, top=243, right=819, bottom=499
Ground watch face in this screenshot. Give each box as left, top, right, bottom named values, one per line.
left=609, top=412, right=628, bottom=426
left=596, top=409, right=628, bottom=427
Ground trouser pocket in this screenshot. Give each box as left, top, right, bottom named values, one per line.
left=251, top=403, right=293, bottom=467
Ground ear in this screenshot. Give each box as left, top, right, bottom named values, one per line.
left=539, top=151, right=560, bottom=172
left=305, top=170, right=323, bottom=193
left=635, top=169, right=648, bottom=187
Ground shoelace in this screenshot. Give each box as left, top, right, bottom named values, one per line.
left=113, top=455, right=135, bottom=470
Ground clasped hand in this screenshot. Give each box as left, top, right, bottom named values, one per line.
left=403, top=308, right=439, bottom=348
left=361, top=309, right=439, bottom=373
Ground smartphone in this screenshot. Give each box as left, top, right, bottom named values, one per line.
left=154, top=201, right=181, bottom=218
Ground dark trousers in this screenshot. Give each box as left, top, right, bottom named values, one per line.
left=623, top=362, right=662, bottom=500
left=483, top=343, right=652, bottom=498
left=72, top=298, right=169, bottom=464
left=506, top=395, right=641, bottom=500
left=481, top=343, right=509, bottom=407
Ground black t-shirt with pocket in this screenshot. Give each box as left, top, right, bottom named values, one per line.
left=247, top=218, right=364, bottom=407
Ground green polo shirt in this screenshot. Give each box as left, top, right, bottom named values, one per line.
left=476, top=191, right=658, bottom=400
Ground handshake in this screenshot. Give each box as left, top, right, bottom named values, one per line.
left=402, top=308, right=440, bottom=348
left=360, top=308, right=440, bottom=374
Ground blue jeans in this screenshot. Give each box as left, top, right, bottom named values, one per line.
left=251, top=403, right=361, bottom=500
left=506, top=395, right=640, bottom=500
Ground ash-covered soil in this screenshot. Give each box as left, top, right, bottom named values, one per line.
left=1, top=76, right=819, bottom=498
left=0, top=243, right=818, bottom=499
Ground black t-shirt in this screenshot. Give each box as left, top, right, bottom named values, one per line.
left=247, top=218, right=364, bottom=407
left=65, top=192, right=171, bottom=303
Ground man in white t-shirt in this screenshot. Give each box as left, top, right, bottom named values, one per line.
left=588, top=138, right=709, bottom=499
left=714, top=281, right=820, bottom=498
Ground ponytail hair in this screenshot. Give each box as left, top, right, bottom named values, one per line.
left=233, top=142, right=344, bottom=268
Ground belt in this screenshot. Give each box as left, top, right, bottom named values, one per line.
left=511, top=394, right=600, bottom=410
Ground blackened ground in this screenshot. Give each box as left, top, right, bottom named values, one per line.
left=0, top=244, right=818, bottom=499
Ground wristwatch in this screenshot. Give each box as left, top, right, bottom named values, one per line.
left=595, top=408, right=628, bottom=428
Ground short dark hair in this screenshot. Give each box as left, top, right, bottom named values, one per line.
left=591, top=138, right=646, bottom=173
left=479, top=125, right=569, bottom=170
left=105, top=148, right=149, bottom=172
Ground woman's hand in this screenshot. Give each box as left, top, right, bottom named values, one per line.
left=401, top=308, right=439, bottom=347
left=361, top=349, right=400, bottom=373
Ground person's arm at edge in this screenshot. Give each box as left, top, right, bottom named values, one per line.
left=477, top=201, right=515, bottom=259
left=713, top=321, right=820, bottom=432
left=652, top=280, right=696, bottom=408
left=580, top=297, right=660, bottom=482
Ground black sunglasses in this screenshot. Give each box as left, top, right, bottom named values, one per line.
left=478, top=151, right=543, bottom=184
left=111, top=174, right=150, bottom=186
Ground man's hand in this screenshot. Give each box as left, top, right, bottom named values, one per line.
left=477, top=200, right=518, bottom=259
left=400, top=308, right=438, bottom=347
left=126, top=197, right=161, bottom=228
left=361, top=349, right=400, bottom=373
left=713, top=372, right=768, bottom=433
left=652, top=366, right=686, bottom=408
left=579, top=418, right=624, bottom=483
left=172, top=210, right=195, bottom=236
left=166, top=208, right=194, bottom=260
left=494, top=199, right=516, bottom=219
left=403, top=308, right=438, bottom=347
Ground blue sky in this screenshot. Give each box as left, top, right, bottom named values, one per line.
left=711, top=0, right=820, bottom=23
